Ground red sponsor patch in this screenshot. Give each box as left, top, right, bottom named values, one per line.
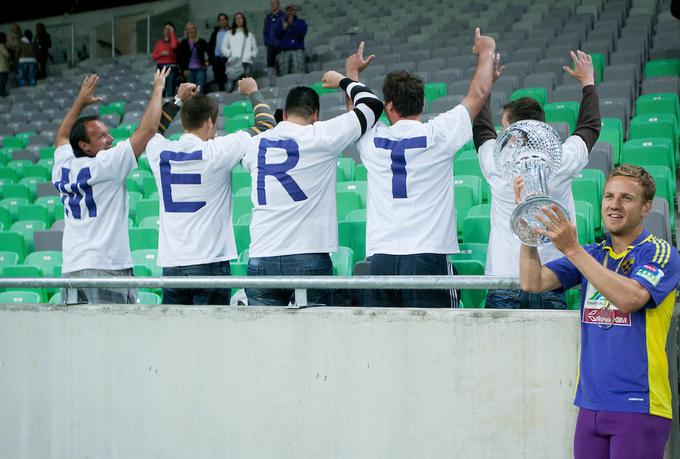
left=583, top=306, right=632, bottom=327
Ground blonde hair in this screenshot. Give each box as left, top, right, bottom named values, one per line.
left=184, top=22, right=198, bottom=39
left=605, top=164, right=656, bottom=203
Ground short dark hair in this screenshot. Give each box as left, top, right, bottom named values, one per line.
left=70, top=115, right=100, bottom=155
left=163, top=22, right=175, bottom=30
left=181, top=95, right=218, bottom=130
left=382, top=71, right=424, bottom=118
left=217, top=13, right=228, bottom=22
left=503, top=97, right=545, bottom=124
left=606, top=165, right=656, bottom=203
left=284, top=86, right=319, bottom=119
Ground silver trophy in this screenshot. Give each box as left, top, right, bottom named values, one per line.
left=493, top=120, right=568, bottom=246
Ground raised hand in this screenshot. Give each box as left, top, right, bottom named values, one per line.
left=346, top=41, right=375, bottom=78
left=471, top=27, right=496, bottom=56
left=176, top=82, right=198, bottom=102
left=153, top=66, right=171, bottom=91
left=322, top=70, right=345, bottom=89
left=563, top=50, right=595, bottom=87
left=76, top=74, right=103, bottom=106
left=238, top=77, right=258, bottom=96
left=533, top=204, right=580, bottom=254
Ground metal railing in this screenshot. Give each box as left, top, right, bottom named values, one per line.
left=0, top=276, right=520, bottom=307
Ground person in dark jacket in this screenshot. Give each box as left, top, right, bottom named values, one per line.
left=274, top=4, right=307, bottom=75
left=208, top=13, right=229, bottom=92
left=176, top=22, right=209, bottom=93
left=263, top=0, right=284, bottom=84
left=35, top=23, right=51, bottom=79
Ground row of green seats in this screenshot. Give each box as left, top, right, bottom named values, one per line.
left=0, top=199, right=64, bottom=226
left=0, top=290, right=162, bottom=305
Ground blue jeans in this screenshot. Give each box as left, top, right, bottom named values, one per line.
left=246, top=253, right=333, bottom=306
left=188, top=67, right=207, bottom=93
left=365, top=253, right=460, bottom=308
left=485, top=289, right=567, bottom=309
left=18, top=62, right=37, bottom=87
left=162, top=260, right=231, bottom=305
left=157, top=64, right=178, bottom=98
left=0, top=72, right=7, bottom=97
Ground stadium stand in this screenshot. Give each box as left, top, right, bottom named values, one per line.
left=0, top=0, right=678, bottom=309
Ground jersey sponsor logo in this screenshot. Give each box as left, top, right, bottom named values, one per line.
left=159, top=150, right=207, bottom=213
left=373, top=136, right=427, bottom=199
left=256, top=138, right=308, bottom=205
left=634, top=264, right=664, bottom=287
left=582, top=304, right=632, bottom=327
left=54, top=167, right=97, bottom=219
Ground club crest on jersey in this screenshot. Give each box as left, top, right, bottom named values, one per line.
left=620, top=258, right=634, bottom=275
left=634, top=264, right=664, bottom=287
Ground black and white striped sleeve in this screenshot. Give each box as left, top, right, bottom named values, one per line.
left=339, top=78, right=383, bottom=136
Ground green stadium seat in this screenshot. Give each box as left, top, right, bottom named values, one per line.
left=645, top=165, right=675, bottom=232
left=137, top=291, right=162, bottom=305
left=108, top=126, right=129, bottom=138
left=635, top=93, right=680, bottom=124
left=2, top=265, right=47, bottom=302
left=133, top=265, right=152, bottom=277
left=135, top=199, right=159, bottom=225
left=454, top=182, right=476, bottom=239
left=236, top=213, right=251, bottom=224
left=232, top=167, right=251, bottom=192
left=37, top=158, right=53, bottom=171
left=18, top=177, right=41, bottom=199
left=451, top=259, right=486, bottom=308
left=138, top=216, right=160, bottom=228
left=223, top=100, right=252, bottom=117
left=2, top=136, right=28, bottom=149
left=127, top=191, right=143, bottom=220
left=7, top=160, right=31, bottom=179
left=590, top=53, right=605, bottom=83
left=345, top=208, right=366, bottom=222
left=11, top=220, right=46, bottom=252
left=453, top=175, right=483, bottom=206
left=0, top=206, right=10, bottom=229
left=49, top=292, right=62, bottom=304
left=455, top=158, right=490, bottom=202
left=25, top=251, right=62, bottom=277
left=168, top=133, right=182, bottom=141
left=0, top=166, right=19, bottom=182
left=234, top=223, right=250, bottom=254
left=310, top=81, right=336, bottom=96
left=231, top=261, right=248, bottom=276
left=21, top=164, right=50, bottom=181
left=544, top=101, right=580, bottom=133
left=224, top=114, right=252, bottom=133
left=337, top=190, right=362, bottom=221
left=572, top=175, right=602, bottom=235
left=99, top=101, right=126, bottom=116
left=462, top=214, right=490, bottom=244
left=1, top=197, right=30, bottom=220
left=233, top=195, right=253, bottom=223
left=39, top=146, right=55, bottom=160
left=510, top=87, right=548, bottom=107
left=621, top=138, right=675, bottom=175
left=424, top=82, right=447, bottom=105
left=598, top=124, right=623, bottom=166
left=128, top=227, right=159, bottom=251
left=628, top=115, right=678, bottom=164
left=137, top=155, right=151, bottom=171
left=575, top=200, right=595, bottom=244
left=132, top=249, right=161, bottom=277
left=0, top=290, right=42, bottom=303
left=127, top=169, right=153, bottom=192
left=1, top=183, right=32, bottom=200
left=0, top=251, right=18, bottom=267
left=355, top=164, right=367, bottom=181
left=331, top=246, right=354, bottom=275
left=643, top=59, right=680, bottom=79
left=238, top=249, right=249, bottom=262
left=566, top=287, right=581, bottom=310
left=141, top=176, right=157, bottom=198
left=449, top=242, right=488, bottom=266
left=234, top=187, right=251, bottom=197
left=337, top=181, right=367, bottom=207
left=337, top=158, right=356, bottom=182
left=338, top=220, right=366, bottom=262
left=17, top=204, right=50, bottom=226
left=34, top=196, right=64, bottom=223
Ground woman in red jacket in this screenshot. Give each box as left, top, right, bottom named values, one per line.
left=151, top=22, right=179, bottom=97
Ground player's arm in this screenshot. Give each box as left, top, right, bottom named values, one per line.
left=157, top=83, right=198, bottom=135
left=460, top=28, right=496, bottom=120
left=55, top=74, right=103, bottom=148
left=564, top=50, right=600, bottom=152
left=344, top=41, right=376, bottom=111
left=472, top=55, right=503, bottom=150
left=129, top=67, right=170, bottom=157
left=533, top=204, right=651, bottom=313
left=237, top=77, right=276, bottom=136
left=322, top=70, right=383, bottom=136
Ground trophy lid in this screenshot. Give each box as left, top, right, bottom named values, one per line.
left=493, top=119, right=563, bottom=181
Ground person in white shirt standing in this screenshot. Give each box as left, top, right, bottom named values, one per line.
left=53, top=68, right=171, bottom=304
left=241, top=68, right=383, bottom=306
left=350, top=30, right=496, bottom=308
left=473, top=50, right=601, bottom=309
left=145, top=77, right=275, bottom=305
left=221, top=12, right=258, bottom=93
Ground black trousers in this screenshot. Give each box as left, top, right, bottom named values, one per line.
left=212, top=56, right=227, bottom=91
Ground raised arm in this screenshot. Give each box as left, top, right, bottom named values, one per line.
left=55, top=74, right=103, bottom=148
left=461, top=28, right=496, bottom=120
left=564, top=50, right=600, bottom=152
left=238, top=77, right=276, bottom=136
left=344, top=41, right=376, bottom=111
left=128, top=67, right=170, bottom=157
left=472, top=56, right=503, bottom=150
left=322, top=70, right=383, bottom=136
left=157, top=83, right=198, bottom=135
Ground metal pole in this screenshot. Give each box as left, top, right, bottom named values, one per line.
left=70, top=24, right=75, bottom=66
left=111, top=17, right=116, bottom=59
left=146, top=14, right=151, bottom=55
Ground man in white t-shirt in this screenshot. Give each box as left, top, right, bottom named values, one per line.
left=53, top=69, right=171, bottom=304
left=350, top=29, right=496, bottom=308
left=473, top=50, right=601, bottom=309
left=241, top=70, right=383, bottom=305
left=145, top=77, right=275, bottom=305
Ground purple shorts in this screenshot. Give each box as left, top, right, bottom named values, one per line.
left=574, top=408, right=671, bottom=459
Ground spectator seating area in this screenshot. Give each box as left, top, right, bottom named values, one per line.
left=0, top=0, right=678, bottom=306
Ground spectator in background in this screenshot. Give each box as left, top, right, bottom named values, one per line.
left=221, top=12, right=257, bottom=93
left=152, top=22, right=179, bottom=97
left=7, top=24, right=22, bottom=58
left=275, top=4, right=307, bottom=75
left=177, top=22, right=209, bottom=93
left=208, top=13, right=229, bottom=92
left=263, top=0, right=284, bottom=85
left=35, top=23, right=51, bottom=79
left=0, top=33, right=9, bottom=97
left=17, top=29, right=38, bottom=87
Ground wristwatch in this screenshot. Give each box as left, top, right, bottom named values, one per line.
left=173, top=95, right=183, bottom=107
